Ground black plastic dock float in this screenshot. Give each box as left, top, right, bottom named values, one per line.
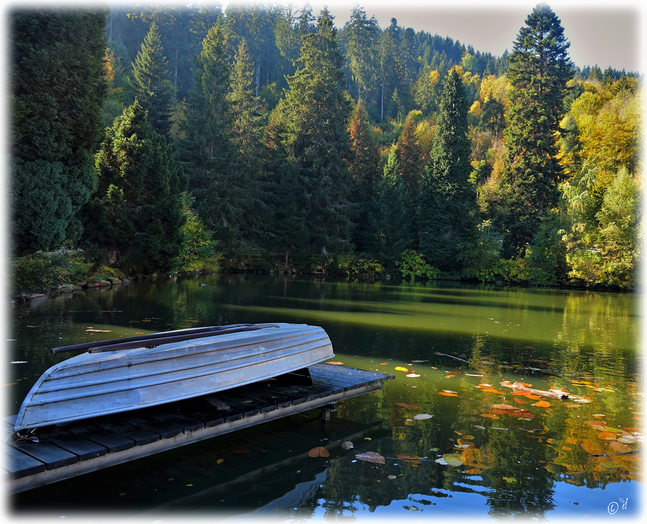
left=4, top=364, right=393, bottom=494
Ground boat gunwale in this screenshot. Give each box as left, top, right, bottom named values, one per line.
left=48, top=326, right=325, bottom=378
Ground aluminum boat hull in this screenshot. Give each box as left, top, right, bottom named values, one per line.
left=14, top=323, right=334, bottom=432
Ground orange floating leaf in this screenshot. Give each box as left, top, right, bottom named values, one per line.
left=439, top=391, right=458, bottom=397
left=488, top=409, right=511, bottom=415
left=308, top=446, right=330, bottom=458
left=598, top=432, right=617, bottom=441
left=491, top=404, right=519, bottom=411
left=480, top=388, right=504, bottom=394
left=445, top=374, right=456, bottom=378
left=513, top=398, right=527, bottom=405
left=327, top=361, right=344, bottom=365
left=480, top=413, right=499, bottom=419
left=533, top=400, right=551, bottom=408
left=516, top=382, right=533, bottom=388
left=523, top=393, right=541, bottom=400
left=510, top=411, right=534, bottom=419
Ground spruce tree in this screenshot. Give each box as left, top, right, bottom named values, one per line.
left=348, top=100, right=380, bottom=252
left=278, top=9, right=353, bottom=255
left=180, top=20, right=233, bottom=245
left=84, top=100, right=186, bottom=274
left=396, top=111, right=423, bottom=247
left=418, top=68, right=477, bottom=272
left=226, top=38, right=271, bottom=250
left=131, top=22, right=175, bottom=137
left=11, top=9, right=108, bottom=253
left=365, top=149, right=415, bottom=267
left=503, top=3, right=573, bottom=257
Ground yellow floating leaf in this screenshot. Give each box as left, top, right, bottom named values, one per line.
left=217, top=459, right=224, bottom=464
left=395, top=366, right=410, bottom=372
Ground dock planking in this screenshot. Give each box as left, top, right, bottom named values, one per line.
left=5, top=364, right=394, bottom=494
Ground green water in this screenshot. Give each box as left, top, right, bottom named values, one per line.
left=6, top=274, right=643, bottom=520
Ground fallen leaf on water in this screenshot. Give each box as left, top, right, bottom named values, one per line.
left=618, top=435, right=637, bottom=444
left=592, top=413, right=606, bottom=418
left=380, top=363, right=387, bottom=365
left=597, top=432, right=617, bottom=441
left=445, top=375, right=456, bottom=378
left=480, top=388, right=504, bottom=394
left=523, top=393, right=542, bottom=400
left=457, top=439, right=475, bottom=448
left=513, top=398, right=527, bottom=405
left=217, top=459, right=224, bottom=464
left=341, top=441, right=354, bottom=450
left=439, top=391, right=458, bottom=397
left=563, top=402, right=582, bottom=408
left=509, top=411, right=535, bottom=419
left=609, top=441, right=630, bottom=454
left=394, top=366, right=409, bottom=372
left=355, top=451, right=385, bottom=464
left=473, top=425, right=486, bottom=430
left=534, top=401, right=551, bottom=408
left=574, top=398, right=592, bottom=403
left=488, top=409, right=512, bottom=415
left=465, top=373, right=483, bottom=377
left=516, top=382, right=533, bottom=388
left=441, top=454, right=463, bottom=467
left=503, top=477, right=517, bottom=484
left=413, top=414, right=434, bottom=420
left=308, top=447, right=330, bottom=458
left=406, top=374, right=420, bottom=378
left=388, top=475, right=397, bottom=480
left=480, top=413, right=499, bottom=419
left=327, top=361, right=344, bottom=365
left=491, top=404, right=519, bottom=411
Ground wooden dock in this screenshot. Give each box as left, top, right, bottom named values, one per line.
left=4, top=364, right=393, bottom=494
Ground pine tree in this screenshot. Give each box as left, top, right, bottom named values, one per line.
left=503, top=3, right=573, bottom=257
left=226, top=38, right=271, bottom=250
left=397, top=111, right=423, bottom=247
left=179, top=20, right=233, bottom=244
left=277, top=9, right=353, bottom=255
left=348, top=100, right=381, bottom=252
left=365, top=149, right=415, bottom=266
left=11, top=9, right=108, bottom=254
left=84, top=101, right=187, bottom=274
left=131, top=22, right=175, bottom=137
left=419, top=68, right=477, bottom=272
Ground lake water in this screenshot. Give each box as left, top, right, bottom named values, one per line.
left=5, top=274, right=643, bottom=521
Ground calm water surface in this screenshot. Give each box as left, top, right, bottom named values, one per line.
left=5, top=274, right=643, bottom=520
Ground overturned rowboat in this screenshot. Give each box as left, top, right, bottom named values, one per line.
left=14, top=323, right=334, bottom=433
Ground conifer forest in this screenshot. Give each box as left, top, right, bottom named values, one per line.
left=9, top=2, right=643, bottom=292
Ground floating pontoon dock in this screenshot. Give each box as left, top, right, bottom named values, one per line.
left=4, top=364, right=393, bottom=494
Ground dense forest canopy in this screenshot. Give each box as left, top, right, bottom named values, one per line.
left=9, top=2, right=643, bottom=291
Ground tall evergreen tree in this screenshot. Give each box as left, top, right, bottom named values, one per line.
left=503, top=3, right=573, bottom=256
left=348, top=100, right=381, bottom=252
left=277, top=8, right=353, bottom=255
left=180, top=20, right=233, bottom=243
left=397, top=111, right=423, bottom=247
left=226, top=38, right=271, bottom=250
left=131, top=22, right=175, bottom=137
left=11, top=9, right=108, bottom=254
left=365, top=149, right=416, bottom=267
left=419, top=68, right=477, bottom=272
left=84, top=100, right=186, bottom=274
